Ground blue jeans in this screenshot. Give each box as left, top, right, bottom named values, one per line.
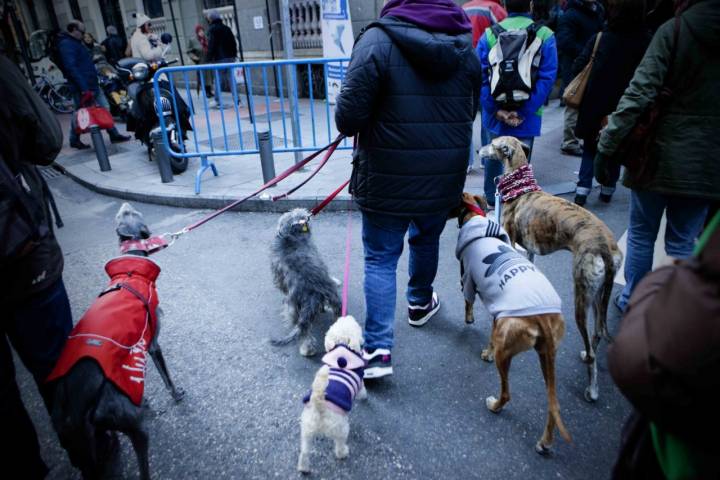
left=576, top=138, right=620, bottom=196
left=214, top=58, right=236, bottom=104
left=483, top=135, right=535, bottom=204
left=619, top=190, right=709, bottom=309
left=69, top=88, right=123, bottom=144
left=362, top=211, right=447, bottom=350
left=1, top=279, right=73, bottom=477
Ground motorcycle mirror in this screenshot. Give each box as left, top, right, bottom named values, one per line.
left=160, top=33, right=172, bottom=45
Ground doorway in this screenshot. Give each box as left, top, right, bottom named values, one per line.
left=98, top=0, right=126, bottom=39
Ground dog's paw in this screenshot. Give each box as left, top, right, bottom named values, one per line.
left=485, top=396, right=502, bottom=413
left=299, top=342, right=317, bottom=357
left=584, top=385, right=599, bottom=403
left=331, top=276, right=342, bottom=287
left=297, top=456, right=310, bottom=474
left=580, top=350, right=595, bottom=364
left=480, top=349, right=494, bottom=362
left=171, top=387, right=185, bottom=403
left=335, top=444, right=349, bottom=459
left=465, top=315, right=475, bottom=324
left=535, top=441, right=552, bottom=456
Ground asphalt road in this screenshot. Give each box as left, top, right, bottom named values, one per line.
left=20, top=168, right=633, bottom=479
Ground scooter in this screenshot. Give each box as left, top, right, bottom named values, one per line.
left=117, top=37, right=191, bottom=174
left=95, top=57, right=129, bottom=120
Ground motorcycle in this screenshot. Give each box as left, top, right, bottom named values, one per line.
left=117, top=40, right=191, bottom=175
left=94, top=57, right=130, bottom=120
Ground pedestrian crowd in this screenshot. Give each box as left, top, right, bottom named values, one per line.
left=1, top=0, right=719, bottom=478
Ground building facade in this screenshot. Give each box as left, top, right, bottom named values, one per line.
left=6, top=0, right=390, bottom=66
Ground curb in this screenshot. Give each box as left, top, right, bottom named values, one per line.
left=61, top=165, right=357, bottom=213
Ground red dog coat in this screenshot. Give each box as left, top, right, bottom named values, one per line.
left=47, top=256, right=161, bottom=405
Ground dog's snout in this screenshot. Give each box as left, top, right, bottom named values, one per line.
left=479, top=145, right=497, bottom=159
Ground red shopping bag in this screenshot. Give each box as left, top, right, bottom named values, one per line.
left=75, top=106, right=115, bottom=134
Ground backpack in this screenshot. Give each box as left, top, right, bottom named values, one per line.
left=487, top=22, right=543, bottom=109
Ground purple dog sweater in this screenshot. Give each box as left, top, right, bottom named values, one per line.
left=303, top=345, right=365, bottom=413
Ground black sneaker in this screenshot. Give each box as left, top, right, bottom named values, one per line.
left=574, top=194, right=587, bottom=206
left=408, top=292, right=440, bottom=327
left=599, top=192, right=613, bottom=203
left=70, top=140, right=90, bottom=150
left=363, top=348, right=393, bottom=379
left=109, top=134, right=131, bottom=144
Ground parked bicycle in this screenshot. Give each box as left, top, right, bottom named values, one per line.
left=33, top=74, right=75, bottom=114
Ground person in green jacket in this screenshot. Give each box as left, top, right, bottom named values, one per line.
left=595, top=0, right=720, bottom=311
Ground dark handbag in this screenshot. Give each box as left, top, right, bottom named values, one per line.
left=615, top=4, right=685, bottom=185
left=608, top=212, right=720, bottom=443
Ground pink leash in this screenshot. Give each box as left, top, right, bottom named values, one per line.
left=340, top=209, right=352, bottom=317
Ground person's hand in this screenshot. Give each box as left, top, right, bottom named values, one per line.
left=80, top=90, right=94, bottom=107
left=594, top=151, right=613, bottom=185
left=496, top=110, right=523, bottom=127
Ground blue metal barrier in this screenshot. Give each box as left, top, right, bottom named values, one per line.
left=152, top=58, right=352, bottom=194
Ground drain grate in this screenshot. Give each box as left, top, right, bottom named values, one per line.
left=39, top=166, right=63, bottom=180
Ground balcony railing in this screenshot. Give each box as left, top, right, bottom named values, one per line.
left=289, top=0, right=322, bottom=49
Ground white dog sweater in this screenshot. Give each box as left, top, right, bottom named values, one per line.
left=455, top=215, right=561, bottom=319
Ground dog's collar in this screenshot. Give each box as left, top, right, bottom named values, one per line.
left=119, top=236, right=169, bottom=255
left=497, top=164, right=541, bottom=203
left=457, top=201, right=485, bottom=228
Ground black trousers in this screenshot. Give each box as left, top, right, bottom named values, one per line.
left=0, top=279, right=72, bottom=479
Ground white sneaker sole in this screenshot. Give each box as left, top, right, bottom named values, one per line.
left=364, top=366, right=393, bottom=379
left=408, top=301, right=440, bottom=327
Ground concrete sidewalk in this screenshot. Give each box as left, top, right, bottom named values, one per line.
left=55, top=97, right=581, bottom=211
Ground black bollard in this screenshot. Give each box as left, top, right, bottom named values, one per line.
left=90, top=126, right=111, bottom=171
left=151, top=131, right=174, bottom=183
left=258, top=131, right=276, bottom=184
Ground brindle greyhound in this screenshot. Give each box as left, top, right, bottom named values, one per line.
left=486, top=136, right=622, bottom=402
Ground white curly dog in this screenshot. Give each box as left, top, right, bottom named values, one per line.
left=297, top=315, right=367, bottom=473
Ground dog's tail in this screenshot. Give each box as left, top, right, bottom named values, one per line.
left=309, top=365, right=330, bottom=408
left=270, top=326, right=300, bottom=346
left=537, top=317, right=572, bottom=444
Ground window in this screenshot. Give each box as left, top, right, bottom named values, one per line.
left=143, top=0, right=164, bottom=18
left=203, top=0, right=234, bottom=8
left=68, top=0, right=82, bottom=20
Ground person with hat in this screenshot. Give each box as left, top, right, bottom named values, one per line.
left=130, top=13, right=167, bottom=62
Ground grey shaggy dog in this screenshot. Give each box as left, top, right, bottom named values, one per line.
left=270, top=208, right=341, bottom=356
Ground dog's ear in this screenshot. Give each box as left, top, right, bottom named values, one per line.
left=519, top=142, right=531, bottom=159
left=473, top=195, right=489, bottom=210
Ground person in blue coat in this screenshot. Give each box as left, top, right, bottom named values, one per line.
left=57, top=21, right=129, bottom=149
left=477, top=0, right=558, bottom=205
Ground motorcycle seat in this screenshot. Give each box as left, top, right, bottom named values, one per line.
left=117, top=58, right=144, bottom=70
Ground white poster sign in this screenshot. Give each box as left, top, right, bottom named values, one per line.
left=320, top=0, right=354, bottom=104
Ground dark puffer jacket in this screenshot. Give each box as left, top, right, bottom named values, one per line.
left=207, top=19, right=237, bottom=62
left=57, top=32, right=98, bottom=93
left=556, top=0, right=604, bottom=85
left=335, top=18, right=481, bottom=216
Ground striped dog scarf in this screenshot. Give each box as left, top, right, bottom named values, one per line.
left=497, top=164, right=541, bottom=202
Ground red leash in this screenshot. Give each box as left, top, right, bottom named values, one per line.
left=129, top=134, right=346, bottom=254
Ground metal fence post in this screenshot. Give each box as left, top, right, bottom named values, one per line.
left=151, top=131, right=174, bottom=183
left=258, top=131, right=276, bottom=184
left=90, top=126, right=111, bottom=171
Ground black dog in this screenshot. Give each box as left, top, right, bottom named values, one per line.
left=47, top=203, right=183, bottom=479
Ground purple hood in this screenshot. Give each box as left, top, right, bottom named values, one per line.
left=381, top=0, right=472, bottom=34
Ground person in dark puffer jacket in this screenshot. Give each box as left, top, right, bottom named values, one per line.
left=335, top=0, right=481, bottom=379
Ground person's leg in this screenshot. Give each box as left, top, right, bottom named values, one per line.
left=69, top=92, right=83, bottom=147
left=619, top=190, right=666, bottom=310
left=664, top=196, right=709, bottom=259
left=7, top=279, right=73, bottom=405
left=93, top=89, right=125, bottom=139
left=521, top=137, right=535, bottom=163
left=0, top=334, right=48, bottom=479
left=406, top=213, right=448, bottom=307
left=362, top=211, right=409, bottom=351
left=576, top=138, right=596, bottom=202
left=561, top=107, right=582, bottom=154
